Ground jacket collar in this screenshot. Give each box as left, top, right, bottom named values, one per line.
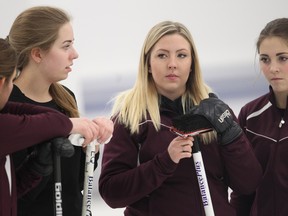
left=159, top=95, right=184, bottom=115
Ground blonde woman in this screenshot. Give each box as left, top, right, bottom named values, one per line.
left=99, top=21, right=261, bottom=216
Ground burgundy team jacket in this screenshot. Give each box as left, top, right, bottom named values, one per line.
left=0, top=102, right=72, bottom=216
left=231, top=88, right=288, bottom=216
left=99, top=99, right=262, bottom=216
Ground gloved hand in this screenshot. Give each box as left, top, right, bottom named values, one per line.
left=190, top=93, right=242, bottom=145
left=26, top=141, right=53, bottom=176
left=26, top=137, right=74, bottom=176
left=51, top=137, right=75, bottom=158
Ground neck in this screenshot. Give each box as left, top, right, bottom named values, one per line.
left=274, top=92, right=288, bottom=109
left=14, top=76, right=52, bottom=103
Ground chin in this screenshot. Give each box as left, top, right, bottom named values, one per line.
left=61, top=74, right=69, bottom=80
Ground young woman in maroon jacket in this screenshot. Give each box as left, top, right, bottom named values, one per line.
left=230, top=18, right=288, bottom=216
left=98, top=21, right=262, bottom=216
left=0, top=38, right=105, bottom=216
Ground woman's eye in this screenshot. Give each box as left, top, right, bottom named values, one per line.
left=178, top=53, right=187, bottom=58
left=279, top=56, right=288, bottom=62
left=63, top=42, right=72, bottom=50
left=260, top=57, right=269, bottom=63
left=157, top=54, right=166, bottom=58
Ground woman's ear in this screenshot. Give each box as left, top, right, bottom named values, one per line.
left=0, top=77, right=6, bottom=90
left=148, top=66, right=151, bottom=73
left=31, top=47, right=42, bottom=63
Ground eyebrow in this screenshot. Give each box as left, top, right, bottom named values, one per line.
left=260, top=52, right=288, bottom=56
left=277, top=52, right=288, bottom=56
left=156, top=48, right=189, bottom=52
left=62, top=39, right=73, bottom=44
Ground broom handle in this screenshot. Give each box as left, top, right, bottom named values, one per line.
left=68, top=134, right=112, bottom=216
left=81, top=142, right=96, bottom=216
left=192, top=137, right=215, bottom=216
left=53, top=152, right=63, bottom=216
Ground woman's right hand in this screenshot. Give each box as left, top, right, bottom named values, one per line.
left=69, top=117, right=100, bottom=145
left=92, top=116, right=114, bottom=144
left=168, top=136, right=194, bottom=163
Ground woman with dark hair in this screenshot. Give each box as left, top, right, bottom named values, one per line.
left=230, top=18, right=288, bottom=216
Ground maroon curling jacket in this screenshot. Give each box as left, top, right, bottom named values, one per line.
left=230, top=87, right=288, bottom=216
left=99, top=100, right=262, bottom=216
left=0, top=101, right=72, bottom=216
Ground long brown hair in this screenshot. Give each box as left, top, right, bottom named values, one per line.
left=0, top=38, right=17, bottom=82
left=8, top=6, right=79, bottom=117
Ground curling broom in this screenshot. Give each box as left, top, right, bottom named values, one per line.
left=171, top=114, right=215, bottom=216
left=69, top=134, right=111, bottom=216
left=51, top=138, right=75, bottom=216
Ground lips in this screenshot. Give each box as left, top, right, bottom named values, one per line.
left=166, top=74, right=179, bottom=81
left=65, top=66, right=72, bottom=72
left=271, top=78, right=282, bottom=81
left=166, top=74, right=178, bottom=78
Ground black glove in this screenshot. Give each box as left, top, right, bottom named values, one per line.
left=26, top=138, right=74, bottom=176
left=51, top=137, right=75, bottom=158
left=26, top=141, right=53, bottom=176
left=190, top=93, right=242, bottom=145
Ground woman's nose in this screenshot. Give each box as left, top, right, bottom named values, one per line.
left=168, top=57, right=177, bottom=70
left=269, top=61, right=280, bottom=73
left=71, top=47, right=79, bottom=60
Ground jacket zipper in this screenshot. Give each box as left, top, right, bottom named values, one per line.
left=279, top=118, right=285, bottom=128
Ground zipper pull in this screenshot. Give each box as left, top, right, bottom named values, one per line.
left=279, top=118, right=285, bottom=128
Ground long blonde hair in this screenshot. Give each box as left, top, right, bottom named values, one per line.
left=8, top=6, right=79, bottom=117
left=112, top=21, right=215, bottom=143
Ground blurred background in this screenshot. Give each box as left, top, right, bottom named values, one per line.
left=1, top=0, right=287, bottom=214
